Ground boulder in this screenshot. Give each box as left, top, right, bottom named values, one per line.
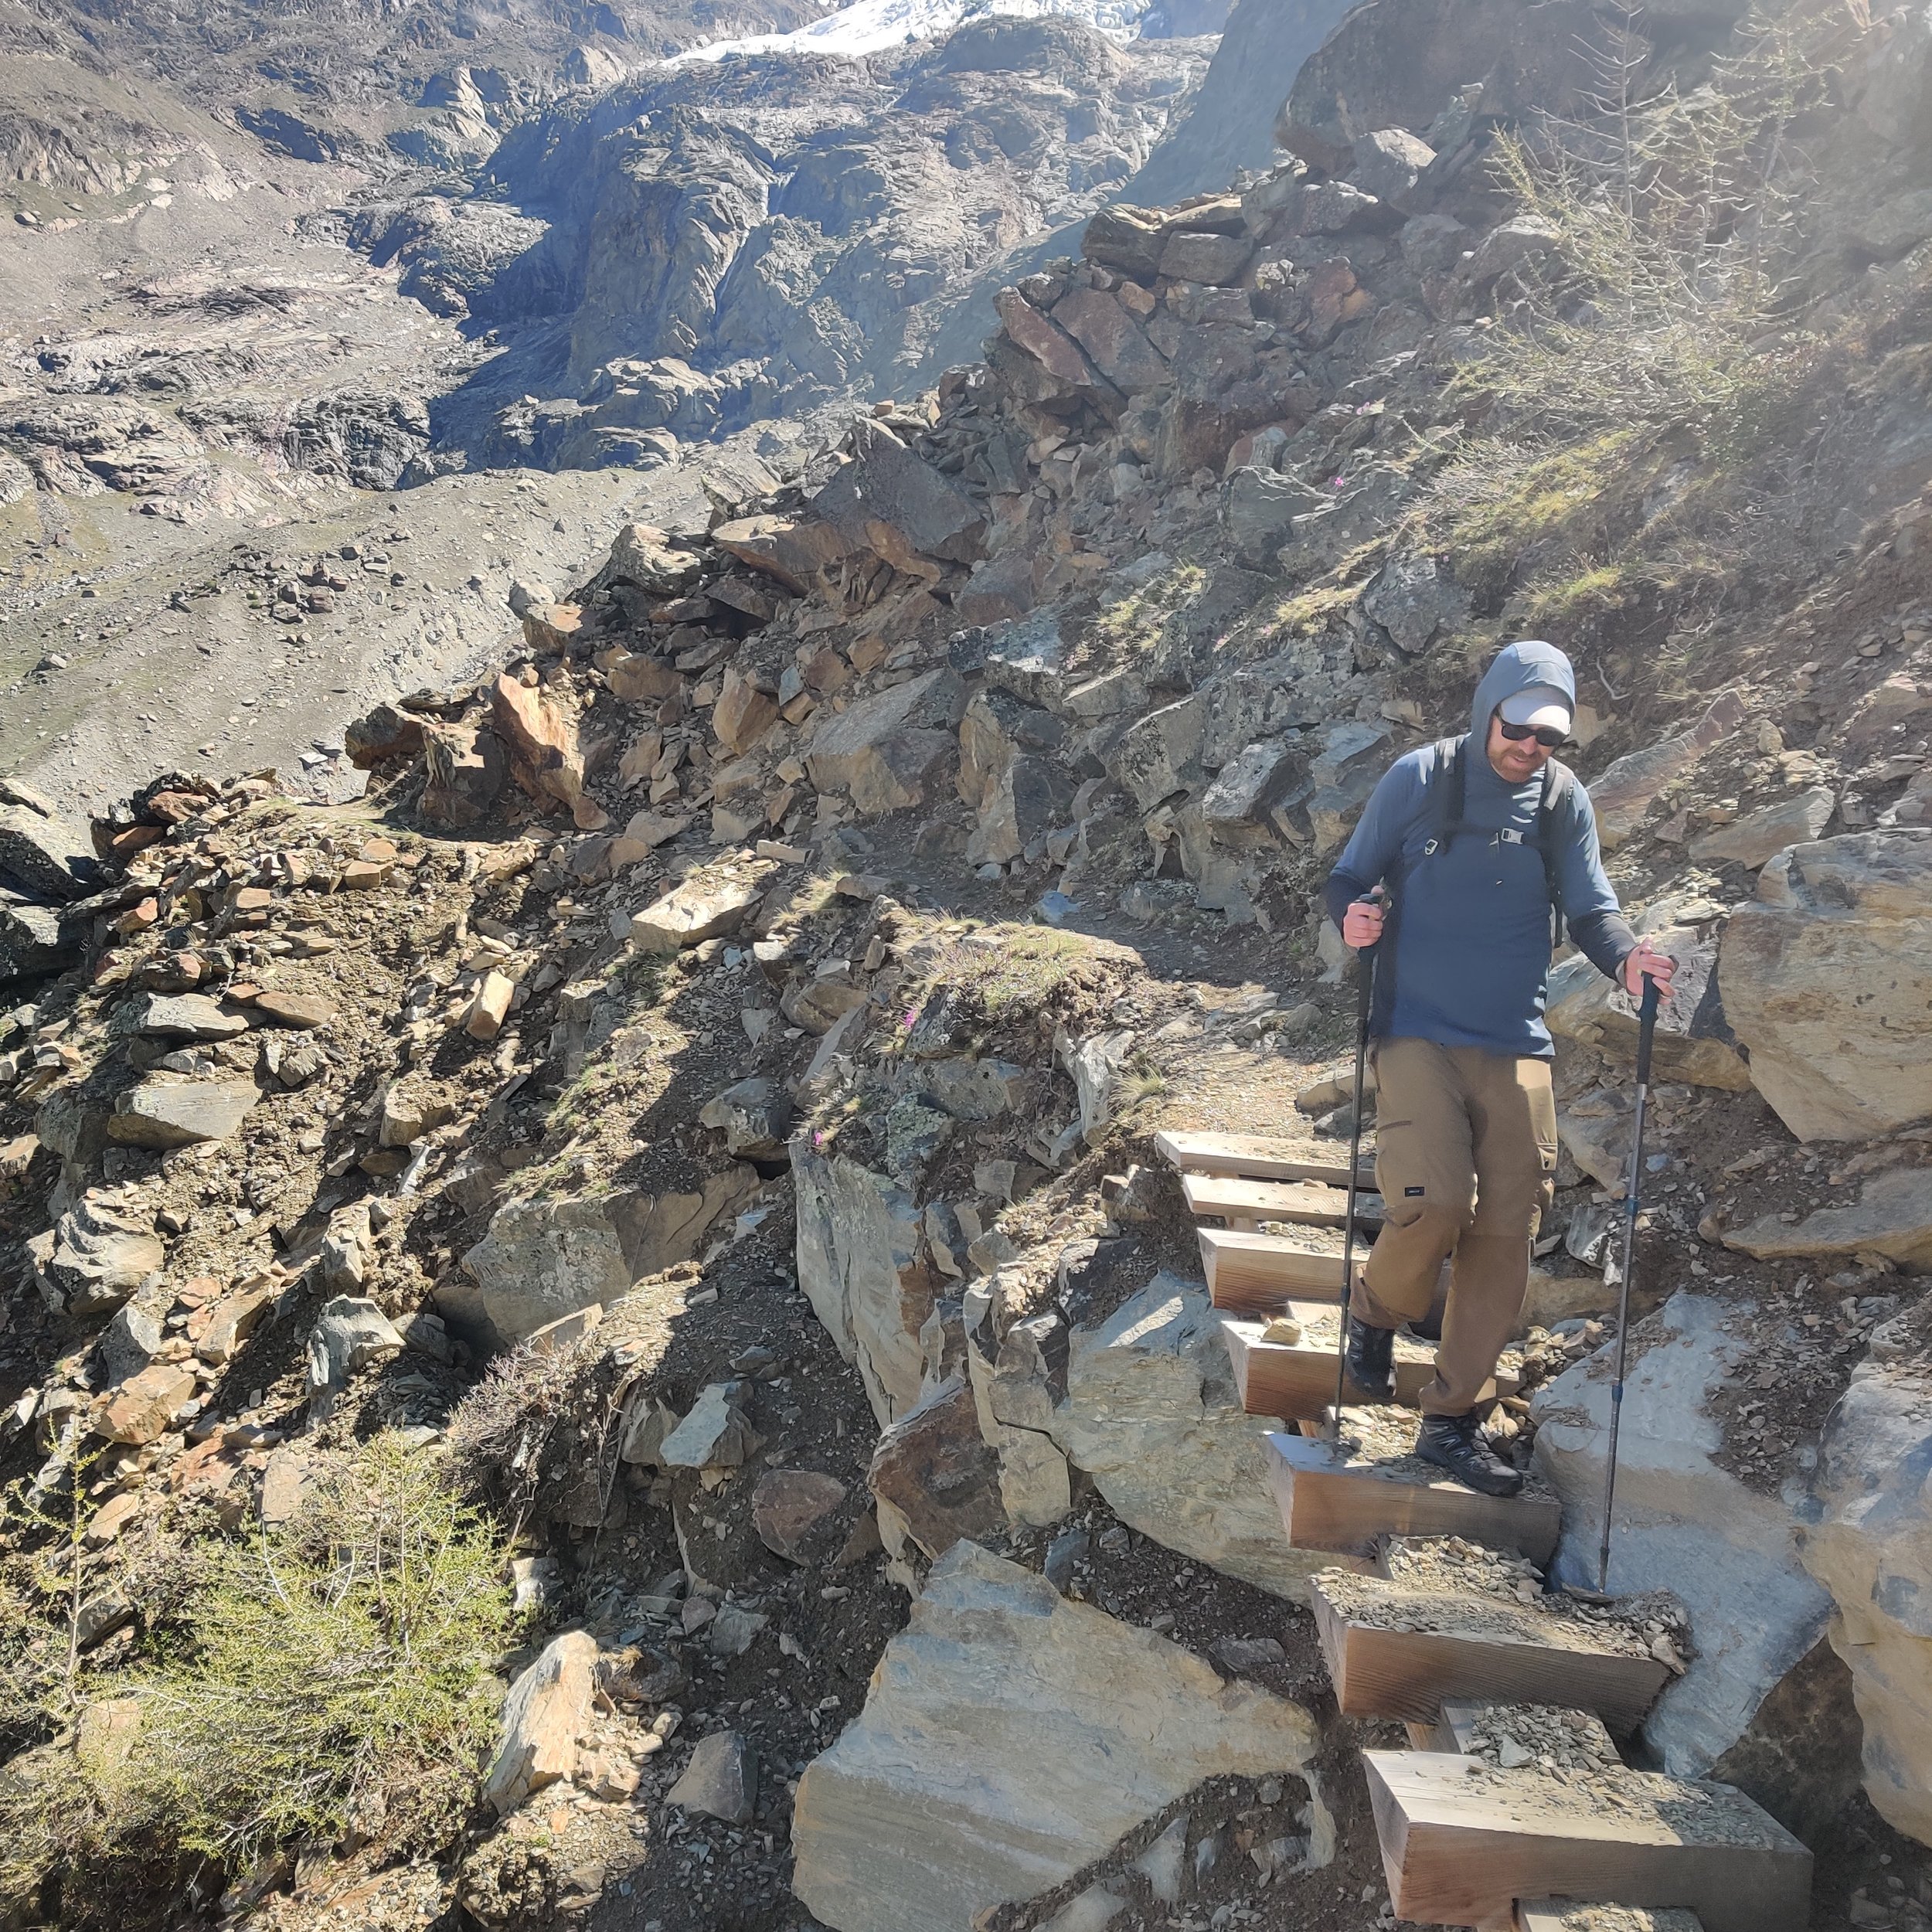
left=1276, top=0, right=1625, bottom=174
left=791, top=1141, right=937, bottom=1427
left=1081, top=204, right=1166, bottom=280
left=122, top=994, right=249, bottom=1041
left=964, top=1287, right=1073, bottom=1529
left=1529, top=1293, right=1832, bottom=1777
left=1346, top=127, right=1436, bottom=208
left=491, top=673, right=590, bottom=816
left=628, top=865, right=767, bottom=953
left=712, top=666, right=780, bottom=754
left=698, top=1077, right=793, bottom=1155
left=1689, top=787, right=1833, bottom=870
left=1545, top=925, right=1750, bottom=1090
left=805, top=668, right=968, bottom=815
left=34, top=1192, right=162, bottom=1315
left=1108, top=697, right=1205, bottom=811
left=420, top=722, right=509, bottom=830
left=659, top=1383, right=757, bottom=1470
left=1158, top=229, right=1252, bottom=284
left=969, top=756, right=1077, bottom=869
left=1223, top=468, right=1327, bottom=568
left=97, top=1294, right=165, bottom=1385
left=483, top=1631, right=599, bottom=1816
left=0, top=798, right=95, bottom=903
left=869, top=1377, right=1006, bottom=1563
left=811, top=422, right=988, bottom=573
left=305, top=1295, right=404, bottom=1413
left=915, top=1058, right=1026, bottom=1123
left=995, top=287, right=1114, bottom=403
left=461, top=1171, right=757, bottom=1343
left=791, top=1543, right=1322, bottom=1932
left=1361, top=551, right=1469, bottom=655
left=1719, top=831, right=1932, bottom=1141
left=713, top=514, right=852, bottom=594
left=343, top=703, right=424, bottom=769
left=1591, top=689, right=1747, bottom=849
left=668, top=1731, right=756, bottom=1824
left=1201, top=739, right=1308, bottom=846
left=93, top=1362, right=196, bottom=1445
left=752, top=1469, right=847, bottom=1563
left=1, top=898, right=81, bottom=980
left=1047, top=1274, right=1329, bottom=1600
left=107, top=1078, right=258, bottom=1150
left=1804, top=1366, right=1932, bottom=1845
left=1723, top=1164, right=1932, bottom=1270
left=1049, top=287, right=1168, bottom=394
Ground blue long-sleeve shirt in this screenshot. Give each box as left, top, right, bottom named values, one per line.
left=1324, top=643, right=1636, bottom=1057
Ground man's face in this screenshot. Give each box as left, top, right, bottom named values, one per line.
left=1485, top=710, right=1555, bottom=785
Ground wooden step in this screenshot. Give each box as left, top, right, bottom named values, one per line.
left=1264, top=1418, right=1562, bottom=1568
left=1308, top=1573, right=1670, bottom=1734
left=1518, top=1904, right=1704, bottom=1931
left=1219, top=1308, right=1519, bottom=1419
left=1155, top=1128, right=1372, bottom=1190
left=1182, top=1171, right=1383, bottom=1230
left=1199, top=1229, right=1347, bottom=1311
left=1364, top=1750, right=1809, bottom=1932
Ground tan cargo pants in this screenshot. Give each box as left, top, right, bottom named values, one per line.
left=1353, top=1037, right=1559, bottom=1416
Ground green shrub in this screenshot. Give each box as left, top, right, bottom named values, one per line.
left=0, top=1436, right=512, bottom=1923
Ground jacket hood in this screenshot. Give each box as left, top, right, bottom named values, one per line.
left=1468, top=640, right=1577, bottom=743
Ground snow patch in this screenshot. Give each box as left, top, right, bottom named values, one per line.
left=670, top=0, right=1153, bottom=64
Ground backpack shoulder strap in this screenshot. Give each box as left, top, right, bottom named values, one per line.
left=1422, top=735, right=1468, bottom=856
left=1536, top=758, right=1574, bottom=933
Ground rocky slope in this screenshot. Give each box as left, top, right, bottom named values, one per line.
left=2, top=1, right=1932, bottom=1930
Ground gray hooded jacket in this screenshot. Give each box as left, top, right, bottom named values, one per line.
left=1324, top=641, right=1636, bottom=1057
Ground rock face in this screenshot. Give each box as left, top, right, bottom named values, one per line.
left=791, top=1542, right=1322, bottom=1932
left=1046, top=1273, right=1328, bottom=1600
left=1591, top=690, right=1750, bottom=849
left=460, top=1171, right=757, bottom=1343
left=1719, top=830, right=1932, bottom=1141
left=791, top=1141, right=936, bottom=1427
left=1804, top=1366, right=1932, bottom=1845
left=1530, top=1293, right=1832, bottom=1779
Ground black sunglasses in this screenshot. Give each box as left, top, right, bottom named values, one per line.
left=1496, top=718, right=1570, bottom=750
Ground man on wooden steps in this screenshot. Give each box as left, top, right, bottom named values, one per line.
left=1325, top=641, right=1675, bottom=1497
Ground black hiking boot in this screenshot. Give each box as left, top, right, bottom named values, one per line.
left=1344, top=1315, right=1396, bottom=1401
left=1416, top=1410, right=1524, bottom=1498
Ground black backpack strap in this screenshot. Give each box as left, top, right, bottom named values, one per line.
left=1420, top=736, right=1468, bottom=858
left=1534, top=759, right=1572, bottom=940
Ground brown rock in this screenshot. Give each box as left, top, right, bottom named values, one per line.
left=464, top=971, right=515, bottom=1040
left=995, top=287, right=1112, bottom=398
left=521, top=603, right=584, bottom=653
left=1051, top=287, right=1168, bottom=394
left=483, top=1631, right=600, bottom=1816
left=606, top=651, right=682, bottom=705
left=713, top=515, right=852, bottom=595
left=492, top=672, right=590, bottom=815
left=344, top=703, right=426, bottom=769
left=712, top=667, right=781, bottom=754
left=94, top=1362, right=196, bottom=1445
left=196, top=1285, right=275, bottom=1365
left=868, top=1377, right=1005, bottom=1563
left=250, top=989, right=333, bottom=1029
left=420, top=723, right=508, bottom=830
left=753, top=1469, right=849, bottom=1563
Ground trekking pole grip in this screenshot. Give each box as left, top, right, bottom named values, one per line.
left=1635, top=972, right=1660, bottom=1086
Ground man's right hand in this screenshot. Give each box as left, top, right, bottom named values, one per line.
left=1342, top=895, right=1386, bottom=950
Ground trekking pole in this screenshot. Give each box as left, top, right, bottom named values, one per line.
left=1331, top=894, right=1380, bottom=1439
left=1596, top=972, right=1662, bottom=1598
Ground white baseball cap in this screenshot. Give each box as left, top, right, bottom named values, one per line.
left=1498, top=685, right=1573, bottom=733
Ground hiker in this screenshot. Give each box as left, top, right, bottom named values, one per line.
left=1324, top=640, right=1675, bottom=1497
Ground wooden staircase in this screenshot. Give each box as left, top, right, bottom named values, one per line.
left=1168, top=1130, right=1815, bottom=1930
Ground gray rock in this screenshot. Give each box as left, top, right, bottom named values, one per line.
left=916, top=1057, right=1026, bottom=1122
left=96, top=1293, right=166, bottom=1384
left=668, top=1731, right=756, bottom=1824
left=1108, top=697, right=1205, bottom=811
left=1804, top=1366, right=1932, bottom=1842
left=980, top=612, right=1069, bottom=708
left=304, top=1295, right=404, bottom=1414
left=107, top=1078, right=258, bottom=1150
left=791, top=1543, right=1322, bottom=1932
left=33, top=1191, right=162, bottom=1316
left=0, top=799, right=94, bottom=903
left=1362, top=551, right=1469, bottom=655
left=121, top=994, right=250, bottom=1041
left=698, top=1077, right=793, bottom=1155
left=1591, top=689, right=1747, bottom=849
left=1223, top=467, right=1327, bottom=569
left=1689, top=787, right=1834, bottom=871
left=1723, top=1165, right=1932, bottom=1270
left=1345, top=127, right=1436, bottom=209
left=805, top=668, right=968, bottom=815
left=1049, top=1273, right=1332, bottom=1600
left=659, top=1383, right=757, bottom=1470
left=1530, top=1292, right=1832, bottom=1777
left=1546, top=924, right=1750, bottom=1090
left=628, top=865, right=767, bottom=954
left=791, top=1141, right=935, bottom=1428
left=1, top=898, right=81, bottom=980
left=1720, top=830, right=1932, bottom=1141
left=461, top=1170, right=758, bottom=1342
left=1200, top=739, right=1307, bottom=845
left=870, top=1376, right=1007, bottom=1564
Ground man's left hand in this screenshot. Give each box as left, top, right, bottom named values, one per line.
left=1622, top=940, right=1677, bottom=1000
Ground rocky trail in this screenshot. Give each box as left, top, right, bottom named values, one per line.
left=2, top=0, right=1932, bottom=1930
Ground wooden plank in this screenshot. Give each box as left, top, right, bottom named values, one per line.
left=1182, top=1171, right=1384, bottom=1231
left=1200, top=1230, right=1347, bottom=1311
left=1265, top=1430, right=1563, bottom=1569
left=1308, top=1577, right=1670, bottom=1736
left=1518, top=1905, right=1704, bottom=1932
left=1365, top=1751, right=1808, bottom=1932
left=1155, top=1129, right=1372, bottom=1190
left=1219, top=1308, right=1520, bottom=1420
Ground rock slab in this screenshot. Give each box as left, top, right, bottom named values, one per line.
left=791, top=1542, right=1321, bottom=1932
